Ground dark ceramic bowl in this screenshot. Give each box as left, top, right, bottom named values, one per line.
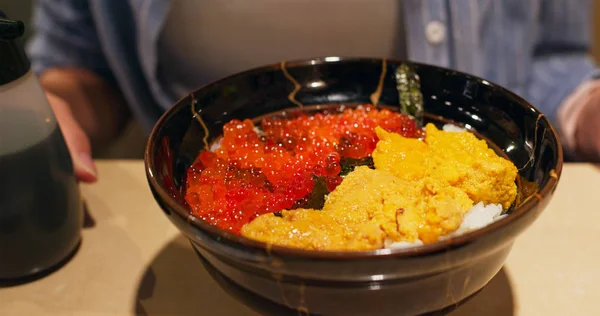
left=145, top=57, right=562, bottom=316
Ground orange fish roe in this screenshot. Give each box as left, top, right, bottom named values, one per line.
left=185, top=105, right=422, bottom=234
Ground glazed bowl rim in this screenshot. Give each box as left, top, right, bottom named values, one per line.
left=145, top=56, right=563, bottom=259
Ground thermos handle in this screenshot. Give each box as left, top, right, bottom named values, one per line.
left=0, top=14, right=25, bottom=40
left=0, top=12, right=30, bottom=86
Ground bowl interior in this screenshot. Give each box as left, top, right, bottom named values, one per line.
left=146, top=57, right=562, bottom=256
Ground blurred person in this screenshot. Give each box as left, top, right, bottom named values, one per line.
left=26, top=0, right=600, bottom=183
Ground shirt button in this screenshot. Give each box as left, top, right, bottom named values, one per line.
left=425, top=21, right=446, bottom=45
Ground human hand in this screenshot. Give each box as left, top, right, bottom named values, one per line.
left=558, top=80, right=600, bottom=162
left=46, top=92, right=98, bottom=183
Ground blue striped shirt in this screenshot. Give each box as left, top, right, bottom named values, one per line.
left=27, top=0, right=600, bottom=140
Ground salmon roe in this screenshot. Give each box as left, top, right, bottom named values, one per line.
left=185, top=105, right=422, bottom=234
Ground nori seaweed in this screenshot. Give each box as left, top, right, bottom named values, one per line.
left=295, top=176, right=329, bottom=210
left=339, top=156, right=375, bottom=177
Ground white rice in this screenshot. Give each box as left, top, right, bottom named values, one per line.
left=449, top=203, right=506, bottom=237
left=441, top=123, right=467, bottom=133
left=210, top=140, right=222, bottom=152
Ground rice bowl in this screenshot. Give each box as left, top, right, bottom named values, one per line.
left=145, top=57, right=562, bottom=315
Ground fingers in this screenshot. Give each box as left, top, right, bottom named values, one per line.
left=558, top=81, right=600, bottom=155
left=46, top=92, right=98, bottom=183
left=573, top=89, right=600, bottom=162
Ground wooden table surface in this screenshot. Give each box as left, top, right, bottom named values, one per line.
left=1, top=161, right=599, bottom=316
